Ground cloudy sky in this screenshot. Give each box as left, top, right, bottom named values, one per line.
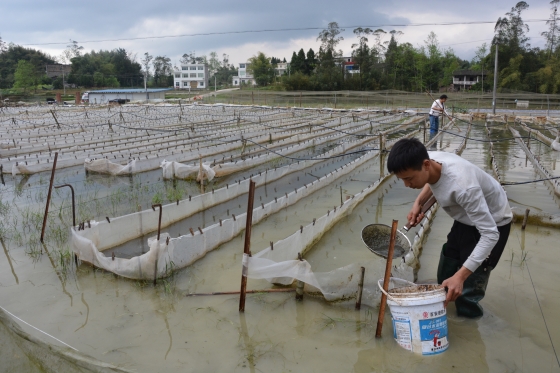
left=0, top=0, right=552, bottom=67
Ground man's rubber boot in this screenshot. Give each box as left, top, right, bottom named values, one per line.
left=455, top=265, right=492, bottom=318
left=437, top=244, right=460, bottom=284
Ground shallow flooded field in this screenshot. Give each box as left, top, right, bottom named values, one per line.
left=0, top=105, right=559, bottom=372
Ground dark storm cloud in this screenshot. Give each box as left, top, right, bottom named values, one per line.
left=0, top=0, right=550, bottom=62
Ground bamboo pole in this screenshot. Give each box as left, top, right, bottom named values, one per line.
left=375, top=219, right=398, bottom=338
left=239, top=180, right=256, bottom=312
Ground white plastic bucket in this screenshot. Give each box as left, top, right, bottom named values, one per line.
left=378, top=277, right=449, bottom=355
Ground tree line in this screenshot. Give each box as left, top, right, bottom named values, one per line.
left=250, top=1, right=560, bottom=94
left=1, top=1, right=559, bottom=93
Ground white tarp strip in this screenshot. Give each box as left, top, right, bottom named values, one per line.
left=160, top=160, right=216, bottom=181
left=73, top=135, right=382, bottom=252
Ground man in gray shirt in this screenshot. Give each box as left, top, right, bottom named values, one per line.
left=387, top=138, right=512, bottom=318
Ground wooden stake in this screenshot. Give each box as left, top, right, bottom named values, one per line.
left=239, top=180, right=256, bottom=312
left=355, top=266, right=365, bottom=310
left=375, top=219, right=398, bottom=338
left=40, top=152, right=58, bottom=243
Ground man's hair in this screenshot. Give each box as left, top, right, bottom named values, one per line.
left=440, top=94, right=448, bottom=100
left=387, top=138, right=429, bottom=174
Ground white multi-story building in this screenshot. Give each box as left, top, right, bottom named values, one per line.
left=173, top=63, right=209, bottom=89
left=232, top=62, right=256, bottom=86
left=275, top=62, right=289, bottom=76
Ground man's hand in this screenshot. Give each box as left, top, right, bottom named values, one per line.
left=441, top=267, right=472, bottom=307
left=406, top=203, right=424, bottom=228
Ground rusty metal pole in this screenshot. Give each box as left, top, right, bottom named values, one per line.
left=54, top=184, right=75, bottom=227
left=40, top=152, right=58, bottom=243
left=55, top=183, right=77, bottom=264
left=355, top=266, right=366, bottom=310
left=151, top=204, right=163, bottom=240
left=375, top=219, right=398, bottom=338
left=239, top=180, right=256, bottom=312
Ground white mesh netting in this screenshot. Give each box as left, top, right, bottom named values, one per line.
left=0, top=307, right=131, bottom=373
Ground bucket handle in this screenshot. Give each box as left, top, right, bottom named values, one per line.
left=377, top=280, right=404, bottom=306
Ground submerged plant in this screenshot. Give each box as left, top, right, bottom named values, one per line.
left=152, top=191, right=163, bottom=205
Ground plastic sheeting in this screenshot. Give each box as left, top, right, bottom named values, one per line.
left=84, top=158, right=137, bottom=176
left=71, top=145, right=385, bottom=280
left=72, top=137, right=382, bottom=253
left=160, top=160, right=216, bottom=181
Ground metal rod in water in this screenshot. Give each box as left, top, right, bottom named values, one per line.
left=355, top=266, right=365, bottom=310
left=151, top=204, right=163, bottom=240
left=54, top=184, right=76, bottom=227
left=376, top=219, right=398, bottom=338
left=54, top=183, right=77, bottom=264
left=40, top=152, right=58, bottom=243
left=239, top=180, right=256, bottom=312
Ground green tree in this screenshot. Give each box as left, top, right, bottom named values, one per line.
left=247, top=52, right=275, bottom=86
left=351, top=27, right=373, bottom=90
left=306, top=48, right=316, bottom=74
left=282, top=72, right=311, bottom=90
left=499, top=54, right=524, bottom=89
left=0, top=43, right=55, bottom=88
left=314, top=23, right=345, bottom=90
left=13, top=60, right=37, bottom=92
left=290, top=50, right=306, bottom=74
left=208, top=51, right=221, bottom=77
left=317, top=22, right=344, bottom=57
left=542, top=0, right=560, bottom=57
left=152, top=56, right=172, bottom=87
left=67, top=49, right=142, bottom=88
left=493, top=1, right=530, bottom=72
left=0, top=37, right=7, bottom=54
left=535, top=57, right=560, bottom=93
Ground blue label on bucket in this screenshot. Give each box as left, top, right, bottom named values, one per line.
left=419, top=316, right=449, bottom=355
left=392, top=318, right=412, bottom=351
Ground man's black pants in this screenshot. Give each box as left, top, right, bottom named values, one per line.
left=443, top=220, right=512, bottom=269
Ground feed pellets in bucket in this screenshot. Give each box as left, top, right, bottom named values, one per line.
left=378, top=278, right=449, bottom=355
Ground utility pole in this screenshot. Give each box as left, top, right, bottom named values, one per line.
left=215, top=76, right=217, bottom=93
left=492, top=43, right=499, bottom=115
left=62, top=68, right=66, bottom=96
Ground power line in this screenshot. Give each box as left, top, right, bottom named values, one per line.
left=21, top=19, right=549, bottom=46
left=501, top=176, right=560, bottom=186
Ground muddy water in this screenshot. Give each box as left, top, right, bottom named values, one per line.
left=1, top=119, right=560, bottom=372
